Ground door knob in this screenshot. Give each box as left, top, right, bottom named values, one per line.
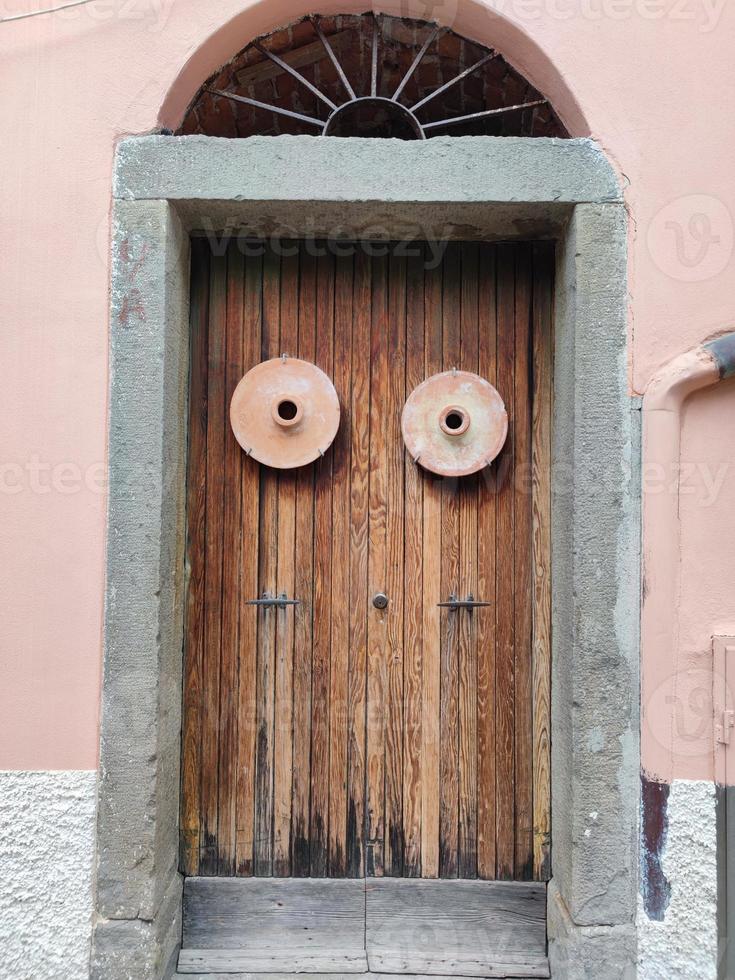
left=372, top=593, right=389, bottom=610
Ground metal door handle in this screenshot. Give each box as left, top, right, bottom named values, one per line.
left=245, top=592, right=300, bottom=609
left=437, top=593, right=492, bottom=610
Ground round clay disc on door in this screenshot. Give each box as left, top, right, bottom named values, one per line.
left=401, top=370, right=508, bottom=477
left=230, top=357, right=340, bottom=469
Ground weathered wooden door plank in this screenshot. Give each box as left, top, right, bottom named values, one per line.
left=217, top=245, right=246, bottom=876
left=253, top=247, right=281, bottom=877
left=530, top=243, right=554, bottom=882
left=311, top=252, right=336, bottom=877
left=366, top=253, right=389, bottom=877
left=420, top=253, right=443, bottom=880
left=439, top=244, right=461, bottom=878
left=291, top=246, right=317, bottom=877
left=273, top=248, right=299, bottom=877
left=457, top=243, right=480, bottom=880
left=180, top=238, right=210, bottom=876
left=200, top=252, right=228, bottom=876
left=329, top=251, right=354, bottom=877
left=181, top=239, right=552, bottom=885
left=178, top=974, right=545, bottom=980
left=181, top=877, right=368, bottom=973
left=178, top=950, right=368, bottom=974
left=402, top=248, right=426, bottom=879
left=235, top=248, right=262, bottom=877
left=365, top=878, right=549, bottom=978
left=476, top=244, right=498, bottom=881
left=494, top=244, right=516, bottom=881
left=513, top=244, right=534, bottom=881
left=346, top=249, right=371, bottom=879
left=385, top=251, right=407, bottom=877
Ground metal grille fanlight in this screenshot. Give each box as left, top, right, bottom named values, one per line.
left=195, top=14, right=557, bottom=141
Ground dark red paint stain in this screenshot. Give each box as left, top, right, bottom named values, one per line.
left=641, top=773, right=672, bottom=921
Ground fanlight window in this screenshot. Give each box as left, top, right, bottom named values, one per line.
left=177, top=14, right=568, bottom=140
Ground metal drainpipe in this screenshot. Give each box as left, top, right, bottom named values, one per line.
left=641, top=331, right=735, bottom=783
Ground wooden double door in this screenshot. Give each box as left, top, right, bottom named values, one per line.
left=180, top=238, right=553, bottom=884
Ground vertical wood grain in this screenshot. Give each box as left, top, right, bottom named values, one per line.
left=273, top=247, right=299, bottom=876
left=200, top=251, right=227, bottom=876
left=366, top=253, right=389, bottom=877
left=531, top=243, right=553, bottom=882
left=311, top=252, right=336, bottom=877
left=328, top=252, right=354, bottom=877
left=457, top=244, right=479, bottom=879
left=495, top=245, right=516, bottom=881
left=385, top=251, right=406, bottom=876
left=513, top=245, right=534, bottom=881
left=254, top=246, right=281, bottom=877
left=347, top=249, right=371, bottom=878
left=181, top=238, right=551, bottom=884
left=217, top=243, right=244, bottom=876
left=439, top=244, right=461, bottom=879
left=420, top=252, right=443, bottom=880
left=402, top=248, right=425, bottom=878
left=180, top=239, right=209, bottom=876
left=476, top=245, right=498, bottom=880
left=235, top=249, right=262, bottom=876
left=291, top=246, right=317, bottom=876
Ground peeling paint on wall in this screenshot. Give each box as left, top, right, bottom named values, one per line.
left=638, top=779, right=718, bottom=980
left=640, top=774, right=672, bottom=921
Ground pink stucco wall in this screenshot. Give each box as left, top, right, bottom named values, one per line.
left=1, top=0, right=734, bottom=772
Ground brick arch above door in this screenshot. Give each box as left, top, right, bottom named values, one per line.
left=176, top=13, right=568, bottom=140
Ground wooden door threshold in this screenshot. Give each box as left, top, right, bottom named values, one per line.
left=178, top=877, right=549, bottom=979
left=364, top=879, right=549, bottom=978
left=177, top=974, right=549, bottom=979
left=179, top=878, right=367, bottom=975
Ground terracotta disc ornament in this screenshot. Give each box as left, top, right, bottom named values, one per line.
left=401, top=370, right=508, bottom=477
left=230, top=356, right=340, bottom=469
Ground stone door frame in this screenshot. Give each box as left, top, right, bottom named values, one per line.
left=93, top=134, right=639, bottom=980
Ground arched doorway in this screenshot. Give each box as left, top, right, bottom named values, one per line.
left=175, top=14, right=558, bottom=977
left=95, top=12, right=637, bottom=980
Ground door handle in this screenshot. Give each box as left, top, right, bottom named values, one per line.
left=245, top=592, right=300, bottom=609
left=437, top=593, right=492, bottom=610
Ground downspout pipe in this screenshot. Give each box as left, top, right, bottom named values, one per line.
left=641, top=332, right=735, bottom=783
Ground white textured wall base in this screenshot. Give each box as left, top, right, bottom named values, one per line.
left=0, top=770, right=97, bottom=980
left=638, top=779, right=718, bottom=980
